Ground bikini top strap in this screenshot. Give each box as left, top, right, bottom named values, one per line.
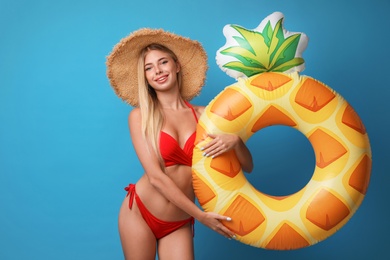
left=184, top=100, right=198, bottom=123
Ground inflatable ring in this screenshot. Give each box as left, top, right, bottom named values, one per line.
left=192, top=12, right=371, bottom=250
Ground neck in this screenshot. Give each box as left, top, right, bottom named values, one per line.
left=156, top=91, right=188, bottom=110
left=159, top=99, right=188, bottom=110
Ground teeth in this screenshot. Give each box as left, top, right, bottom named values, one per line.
left=157, top=76, right=167, bottom=82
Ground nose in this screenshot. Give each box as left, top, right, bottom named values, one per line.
left=156, top=66, right=163, bottom=75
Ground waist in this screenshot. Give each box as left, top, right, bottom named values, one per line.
left=135, top=175, right=194, bottom=220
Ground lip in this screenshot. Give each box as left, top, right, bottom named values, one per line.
left=155, top=74, right=168, bottom=84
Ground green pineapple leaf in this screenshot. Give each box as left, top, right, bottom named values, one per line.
left=216, top=12, right=308, bottom=79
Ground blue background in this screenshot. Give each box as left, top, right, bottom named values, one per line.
left=1, top=0, right=389, bottom=259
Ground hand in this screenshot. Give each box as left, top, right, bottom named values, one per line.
left=200, top=133, right=239, bottom=158
left=199, top=211, right=236, bottom=239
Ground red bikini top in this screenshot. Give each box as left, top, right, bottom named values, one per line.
left=159, top=102, right=198, bottom=167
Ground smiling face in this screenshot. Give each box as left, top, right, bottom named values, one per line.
left=144, top=49, right=181, bottom=94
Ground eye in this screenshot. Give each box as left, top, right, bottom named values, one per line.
left=145, top=66, right=152, bottom=72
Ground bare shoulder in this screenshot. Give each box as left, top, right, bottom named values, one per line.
left=128, top=108, right=142, bottom=134
left=128, top=107, right=141, bottom=122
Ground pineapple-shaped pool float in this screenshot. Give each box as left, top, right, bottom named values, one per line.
left=192, top=12, right=371, bottom=250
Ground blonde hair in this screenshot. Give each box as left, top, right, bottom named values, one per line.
left=137, top=44, right=182, bottom=169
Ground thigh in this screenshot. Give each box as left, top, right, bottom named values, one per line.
left=157, top=223, right=194, bottom=260
left=118, top=196, right=156, bottom=260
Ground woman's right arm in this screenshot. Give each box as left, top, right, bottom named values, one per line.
left=128, top=108, right=235, bottom=239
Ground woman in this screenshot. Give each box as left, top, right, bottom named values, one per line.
left=106, top=28, right=253, bottom=259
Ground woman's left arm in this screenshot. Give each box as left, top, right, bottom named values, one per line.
left=201, top=133, right=254, bottom=173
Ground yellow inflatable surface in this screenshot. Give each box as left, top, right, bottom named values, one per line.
left=192, top=12, right=371, bottom=250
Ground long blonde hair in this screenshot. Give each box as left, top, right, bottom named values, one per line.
left=137, top=44, right=183, bottom=168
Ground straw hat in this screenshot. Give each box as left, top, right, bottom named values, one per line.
left=106, top=28, right=208, bottom=107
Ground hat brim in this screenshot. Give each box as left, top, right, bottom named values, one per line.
left=106, top=28, right=208, bottom=107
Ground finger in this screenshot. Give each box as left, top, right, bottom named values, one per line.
left=207, top=133, right=217, bottom=139
left=220, top=226, right=236, bottom=239
left=200, top=139, right=216, bottom=151
left=209, top=144, right=228, bottom=156
left=216, top=216, right=235, bottom=238
left=214, top=226, right=231, bottom=239
left=198, top=136, right=215, bottom=150
left=202, top=144, right=222, bottom=157
left=215, top=215, right=232, bottom=221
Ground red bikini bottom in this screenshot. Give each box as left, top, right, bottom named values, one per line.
left=125, top=184, right=194, bottom=239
